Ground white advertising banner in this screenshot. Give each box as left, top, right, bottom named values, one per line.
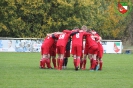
left=0, top=39, right=43, bottom=52
left=0, top=39, right=122, bottom=53
left=32, top=40, right=42, bottom=52
left=0, top=40, right=16, bottom=52
left=102, top=41, right=122, bottom=53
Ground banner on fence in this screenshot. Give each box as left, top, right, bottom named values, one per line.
left=0, top=39, right=122, bottom=53
left=102, top=40, right=122, bottom=53
left=0, top=39, right=43, bottom=52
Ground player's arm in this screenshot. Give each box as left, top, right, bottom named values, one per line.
left=96, top=36, right=102, bottom=42
left=55, top=32, right=63, bottom=34
left=52, top=33, right=61, bottom=39
left=63, top=29, right=71, bottom=33
left=47, top=33, right=54, bottom=36
left=99, top=36, right=102, bottom=41
left=95, top=33, right=102, bottom=42
left=70, top=30, right=79, bottom=36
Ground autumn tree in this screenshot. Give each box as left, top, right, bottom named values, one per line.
left=0, top=0, right=132, bottom=40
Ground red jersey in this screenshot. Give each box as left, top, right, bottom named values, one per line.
left=95, top=33, right=103, bottom=51
left=72, top=32, right=85, bottom=46
left=42, top=33, right=59, bottom=47
left=57, top=30, right=71, bottom=47
left=86, top=33, right=97, bottom=48
left=42, top=36, right=55, bottom=47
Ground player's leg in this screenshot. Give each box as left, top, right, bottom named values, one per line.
left=57, top=54, right=60, bottom=69
left=58, top=54, right=64, bottom=70
left=94, top=50, right=99, bottom=70
left=46, top=54, right=53, bottom=69
left=52, top=56, right=57, bottom=69
left=63, top=50, right=69, bottom=69
left=99, top=58, right=103, bottom=70
left=40, top=56, right=45, bottom=68
left=80, top=53, right=83, bottom=69
left=88, top=53, right=93, bottom=69
left=40, top=54, right=48, bottom=69
left=82, top=54, right=87, bottom=70
left=98, top=50, right=103, bottom=70
left=40, top=45, right=48, bottom=69
left=62, top=52, right=66, bottom=69
left=90, top=54, right=97, bottom=71
left=82, top=46, right=88, bottom=70
left=95, top=57, right=99, bottom=71
left=50, top=47, right=57, bottom=69
left=71, top=45, right=77, bottom=69
left=63, top=57, right=68, bottom=69
left=58, top=46, right=65, bottom=70
left=56, top=46, right=60, bottom=69
left=89, top=46, right=98, bottom=71
left=75, top=56, right=80, bottom=71
left=75, top=45, right=82, bottom=71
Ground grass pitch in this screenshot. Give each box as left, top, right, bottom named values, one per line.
left=0, top=52, right=133, bottom=88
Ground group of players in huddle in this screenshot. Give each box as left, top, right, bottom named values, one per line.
left=39, top=25, right=103, bottom=71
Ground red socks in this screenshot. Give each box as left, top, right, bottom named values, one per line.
left=83, top=59, right=86, bottom=69
left=56, top=59, right=63, bottom=70
left=59, top=59, right=63, bottom=70
left=46, top=59, right=52, bottom=68
left=73, top=59, right=80, bottom=68
left=76, top=59, right=80, bottom=68
left=91, top=60, right=96, bottom=70
left=40, top=58, right=46, bottom=68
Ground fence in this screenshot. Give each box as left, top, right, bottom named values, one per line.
left=0, top=38, right=123, bottom=53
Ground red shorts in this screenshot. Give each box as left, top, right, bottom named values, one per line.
left=41, top=45, right=50, bottom=55
left=57, top=46, right=65, bottom=54
left=97, top=50, right=103, bottom=59
left=64, top=50, right=70, bottom=57
left=88, top=45, right=98, bottom=54
left=71, top=44, right=82, bottom=56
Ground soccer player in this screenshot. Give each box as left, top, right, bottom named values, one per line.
left=82, top=38, right=88, bottom=70
left=49, top=39, right=57, bottom=69
left=86, top=30, right=99, bottom=71
left=56, top=30, right=78, bottom=70
left=40, top=33, right=59, bottom=69
left=71, top=26, right=87, bottom=71
left=81, top=26, right=88, bottom=70
left=93, top=31, right=103, bottom=71
left=80, top=51, right=84, bottom=69
left=62, top=37, right=71, bottom=69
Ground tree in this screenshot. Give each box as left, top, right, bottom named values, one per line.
left=0, top=0, right=132, bottom=40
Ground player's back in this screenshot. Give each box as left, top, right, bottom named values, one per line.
left=44, top=36, right=55, bottom=47
left=72, top=32, right=84, bottom=46
left=86, top=34, right=97, bottom=48
left=57, top=33, right=70, bottom=46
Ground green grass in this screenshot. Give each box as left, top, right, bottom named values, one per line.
left=0, top=52, right=133, bottom=88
